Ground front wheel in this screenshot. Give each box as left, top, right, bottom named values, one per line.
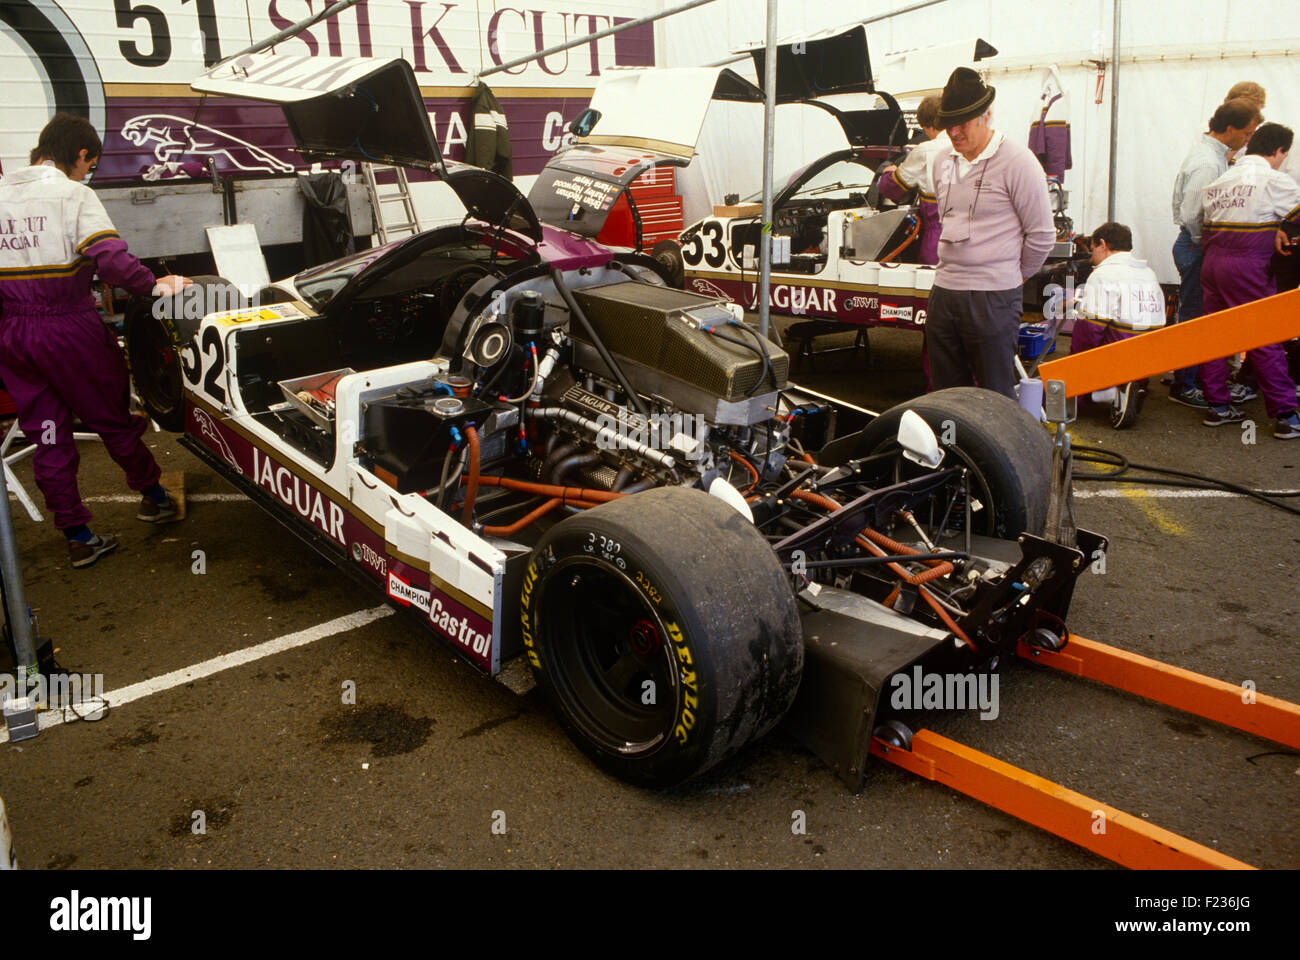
left=522, top=487, right=803, bottom=788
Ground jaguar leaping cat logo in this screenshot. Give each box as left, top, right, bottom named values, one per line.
left=191, top=408, right=243, bottom=476
left=122, top=114, right=294, bottom=176
left=690, top=278, right=734, bottom=303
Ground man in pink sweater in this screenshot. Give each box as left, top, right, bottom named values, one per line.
left=928, top=68, right=1055, bottom=398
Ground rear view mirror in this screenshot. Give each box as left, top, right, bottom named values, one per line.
left=897, top=409, right=944, bottom=468
left=568, top=108, right=601, bottom=138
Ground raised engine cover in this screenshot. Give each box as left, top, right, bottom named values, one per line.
left=570, top=281, right=788, bottom=421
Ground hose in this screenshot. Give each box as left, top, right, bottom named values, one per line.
left=498, top=344, right=540, bottom=404
left=733, top=321, right=776, bottom=395
left=435, top=445, right=466, bottom=511
left=461, top=425, right=480, bottom=526
left=551, top=267, right=651, bottom=418
left=788, top=488, right=975, bottom=649
left=879, top=217, right=921, bottom=263
left=854, top=530, right=976, bottom=649
left=708, top=326, right=771, bottom=397
left=482, top=497, right=563, bottom=537
left=728, top=450, right=761, bottom=495
left=474, top=475, right=628, bottom=503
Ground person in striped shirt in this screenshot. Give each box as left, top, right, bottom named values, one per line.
left=1196, top=122, right=1300, bottom=438
left=0, top=114, right=192, bottom=566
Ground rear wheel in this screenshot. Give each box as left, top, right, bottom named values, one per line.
left=125, top=275, right=244, bottom=431
left=523, top=487, right=803, bottom=788
left=855, top=387, right=1052, bottom=538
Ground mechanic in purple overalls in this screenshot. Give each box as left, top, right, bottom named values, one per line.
left=877, top=95, right=947, bottom=267
left=1196, top=122, right=1300, bottom=438
left=0, top=114, right=192, bottom=567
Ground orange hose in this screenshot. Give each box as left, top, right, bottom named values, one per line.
left=858, top=527, right=953, bottom=575
left=462, top=425, right=481, bottom=526
left=801, top=452, right=816, bottom=465
left=852, top=531, right=976, bottom=650
left=475, top=475, right=628, bottom=503
left=483, top=498, right=562, bottom=536
left=789, top=488, right=841, bottom=512
left=789, top=488, right=976, bottom=650
left=729, top=451, right=760, bottom=494
left=879, top=218, right=921, bottom=263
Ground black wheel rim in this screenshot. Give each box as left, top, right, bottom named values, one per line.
left=870, top=439, right=1001, bottom=538
left=129, top=315, right=182, bottom=421
left=535, top=558, right=679, bottom=755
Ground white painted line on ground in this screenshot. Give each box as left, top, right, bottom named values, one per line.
left=1, top=605, right=394, bottom=743
left=1075, top=488, right=1298, bottom=499
left=7, top=493, right=249, bottom=504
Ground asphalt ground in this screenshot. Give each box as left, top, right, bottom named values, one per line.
left=1, top=322, right=1297, bottom=871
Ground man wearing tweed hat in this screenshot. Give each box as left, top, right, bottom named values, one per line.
left=926, top=67, right=1055, bottom=397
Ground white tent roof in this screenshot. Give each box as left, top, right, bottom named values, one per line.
left=659, top=0, right=1300, bottom=284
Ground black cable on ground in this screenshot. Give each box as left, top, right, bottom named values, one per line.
left=1071, top=443, right=1300, bottom=517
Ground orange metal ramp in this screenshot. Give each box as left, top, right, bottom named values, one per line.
left=1037, top=287, right=1300, bottom=398
left=870, top=730, right=1254, bottom=870
left=1018, top=634, right=1300, bottom=750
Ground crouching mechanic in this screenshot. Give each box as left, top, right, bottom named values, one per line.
left=0, top=113, right=192, bottom=567
left=1070, top=222, right=1166, bottom=428
left=1197, top=122, right=1300, bottom=437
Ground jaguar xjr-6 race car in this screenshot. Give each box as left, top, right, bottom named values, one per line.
left=126, top=45, right=1102, bottom=790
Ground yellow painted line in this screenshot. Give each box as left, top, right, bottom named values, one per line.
left=1066, top=426, right=1186, bottom=536
left=1118, top=487, right=1187, bottom=536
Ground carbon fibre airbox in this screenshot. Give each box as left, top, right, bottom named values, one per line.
left=569, top=281, right=788, bottom=424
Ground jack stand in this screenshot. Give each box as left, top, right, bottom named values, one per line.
left=1042, top=379, right=1079, bottom=548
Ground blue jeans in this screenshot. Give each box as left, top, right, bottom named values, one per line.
left=1170, top=227, right=1203, bottom=392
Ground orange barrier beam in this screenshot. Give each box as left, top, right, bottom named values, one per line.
left=1017, top=634, right=1300, bottom=750
left=1037, top=287, right=1300, bottom=398
left=869, top=730, right=1254, bottom=870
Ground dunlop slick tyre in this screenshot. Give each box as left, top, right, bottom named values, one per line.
left=521, top=487, right=803, bottom=788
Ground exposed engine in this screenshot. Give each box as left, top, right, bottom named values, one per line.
left=359, top=265, right=809, bottom=526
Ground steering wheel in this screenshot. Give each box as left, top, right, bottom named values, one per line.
left=439, top=263, right=492, bottom=319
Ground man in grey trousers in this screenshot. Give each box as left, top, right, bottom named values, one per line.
left=927, top=68, right=1055, bottom=397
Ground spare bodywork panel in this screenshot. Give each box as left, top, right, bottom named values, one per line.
left=192, top=53, right=542, bottom=241
left=743, top=23, right=875, bottom=102
left=575, top=66, right=764, bottom=158
left=527, top=66, right=764, bottom=239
